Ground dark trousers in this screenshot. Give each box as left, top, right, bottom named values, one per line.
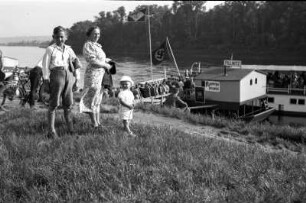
left=48, top=67, right=75, bottom=134
left=49, top=67, right=74, bottom=110
left=29, top=67, right=42, bottom=106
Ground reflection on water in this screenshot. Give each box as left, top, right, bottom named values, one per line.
left=268, top=115, right=306, bottom=127
left=0, top=46, right=45, bottom=67
left=78, top=56, right=185, bottom=89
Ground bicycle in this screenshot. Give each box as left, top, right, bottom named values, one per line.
left=0, top=66, right=38, bottom=110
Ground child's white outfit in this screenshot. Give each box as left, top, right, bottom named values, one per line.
left=118, top=89, right=134, bottom=120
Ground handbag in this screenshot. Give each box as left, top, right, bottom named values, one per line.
left=108, top=61, right=116, bottom=75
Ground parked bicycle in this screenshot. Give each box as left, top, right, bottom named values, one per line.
left=0, top=66, right=42, bottom=110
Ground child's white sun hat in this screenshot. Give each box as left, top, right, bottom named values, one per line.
left=120, top=75, right=134, bottom=86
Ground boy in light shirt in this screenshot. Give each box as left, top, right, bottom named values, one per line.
left=118, top=75, right=136, bottom=137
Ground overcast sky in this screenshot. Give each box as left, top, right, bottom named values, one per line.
left=0, top=0, right=223, bottom=38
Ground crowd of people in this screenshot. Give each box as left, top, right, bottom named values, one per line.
left=267, top=71, right=306, bottom=89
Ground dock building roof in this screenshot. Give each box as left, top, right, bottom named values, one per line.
left=194, top=66, right=263, bottom=81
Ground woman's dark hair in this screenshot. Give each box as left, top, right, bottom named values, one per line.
left=53, top=26, right=66, bottom=35
left=86, top=26, right=100, bottom=37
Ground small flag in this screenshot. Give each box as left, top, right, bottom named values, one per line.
left=152, top=41, right=167, bottom=65
left=128, top=8, right=147, bottom=22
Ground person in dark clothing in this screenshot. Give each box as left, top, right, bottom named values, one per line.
left=0, top=49, right=4, bottom=86
left=28, top=66, right=43, bottom=108
left=0, top=49, right=3, bottom=71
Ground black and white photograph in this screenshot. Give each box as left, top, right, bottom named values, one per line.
left=1, top=0, right=306, bottom=202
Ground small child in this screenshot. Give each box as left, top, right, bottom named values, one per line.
left=118, top=75, right=136, bottom=137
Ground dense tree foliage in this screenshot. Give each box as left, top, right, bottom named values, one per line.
left=66, top=1, right=306, bottom=57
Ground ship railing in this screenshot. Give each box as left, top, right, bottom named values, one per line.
left=267, top=85, right=306, bottom=95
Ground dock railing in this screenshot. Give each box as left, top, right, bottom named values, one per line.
left=267, top=85, right=306, bottom=95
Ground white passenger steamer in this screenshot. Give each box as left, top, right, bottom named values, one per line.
left=231, top=64, right=306, bottom=116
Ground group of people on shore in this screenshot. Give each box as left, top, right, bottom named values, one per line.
left=0, top=25, right=192, bottom=139
left=44, top=25, right=138, bottom=138
left=0, top=25, right=136, bottom=138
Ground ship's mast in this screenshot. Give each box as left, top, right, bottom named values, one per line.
left=147, top=6, right=153, bottom=80
left=166, top=37, right=180, bottom=77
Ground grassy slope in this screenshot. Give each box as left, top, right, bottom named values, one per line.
left=1, top=108, right=306, bottom=202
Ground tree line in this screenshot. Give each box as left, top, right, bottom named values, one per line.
left=5, top=1, right=304, bottom=65
left=66, top=1, right=306, bottom=59
left=1, top=40, right=50, bottom=48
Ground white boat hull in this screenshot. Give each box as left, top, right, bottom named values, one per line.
left=2, top=56, right=18, bottom=72
left=267, top=93, right=306, bottom=115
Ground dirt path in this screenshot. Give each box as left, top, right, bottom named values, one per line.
left=104, top=111, right=221, bottom=138
left=0, top=97, right=227, bottom=142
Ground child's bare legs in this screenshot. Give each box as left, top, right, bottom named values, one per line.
left=86, top=112, right=98, bottom=127
left=123, top=119, right=130, bottom=133
left=96, top=105, right=101, bottom=126
left=123, top=119, right=135, bottom=137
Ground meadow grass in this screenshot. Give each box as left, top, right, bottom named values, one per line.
left=1, top=108, right=306, bottom=202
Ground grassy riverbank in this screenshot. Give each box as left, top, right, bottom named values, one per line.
left=136, top=102, right=306, bottom=153
left=1, top=107, right=306, bottom=202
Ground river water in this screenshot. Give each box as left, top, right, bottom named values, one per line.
left=1, top=45, right=306, bottom=126
left=0, top=45, right=177, bottom=88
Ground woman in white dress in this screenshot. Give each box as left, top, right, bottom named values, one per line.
left=80, top=26, right=111, bottom=128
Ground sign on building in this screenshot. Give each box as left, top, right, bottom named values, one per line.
left=224, top=60, right=241, bottom=67
left=205, top=81, right=220, bottom=92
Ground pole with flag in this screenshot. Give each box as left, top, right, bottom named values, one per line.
left=151, top=37, right=180, bottom=77
left=166, top=37, right=180, bottom=77
left=147, top=6, right=153, bottom=80
left=127, top=7, right=181, bottom=80
left=127, top=6, right=154, bottom=80
left=127, top=8, right=147, bottom=22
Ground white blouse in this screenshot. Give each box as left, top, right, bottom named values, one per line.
left=42, top=44, right=77, bottom=80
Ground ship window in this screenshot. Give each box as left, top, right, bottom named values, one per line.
left=268, top=97, right=274, bottom=103
left=255, top=78, right=257, bottom=84
left=201, top=81, right=205, bottom=87
left=298, top=99, right=305, bottom=105
left=250, top=79, right=253, bottom=85
left=290, top=98, right=297, bottom=105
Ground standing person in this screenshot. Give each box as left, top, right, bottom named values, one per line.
left=0, top=49, right=4, bottom=87
left=118, top=76, right=136, bottom=137
left=41, top=26, right=80, bottom=139
left=79, top=26, right=112, bottom=128
left=164, top=85, right=189, bottom=111
left=27, top=66, right=43, bottom=109
left=0, top=49, right=5, bottom=82
left=0, top=49, right=2, bottom=70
